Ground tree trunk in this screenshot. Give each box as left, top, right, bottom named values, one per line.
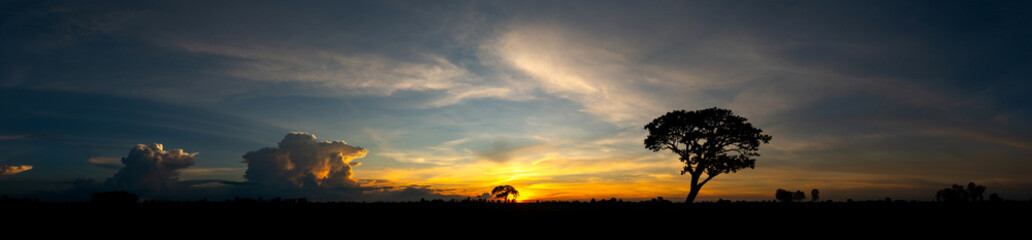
left=685, top=173, right=701, bottom=203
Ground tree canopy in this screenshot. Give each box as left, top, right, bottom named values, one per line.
left=491, top=185, right=520, bottom=203
left=645, top=108, right=771, bottom=203
left=936, top=182, right=987, bottom=202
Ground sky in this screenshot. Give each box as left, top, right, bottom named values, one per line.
left=2, top=0, right=1031, bottom=202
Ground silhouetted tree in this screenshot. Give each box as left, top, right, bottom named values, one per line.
left=775, top=189, right=794, bottom=203
left=491, top=185, right=520, bottom=203
left=989, top=193, right=1002, bottom=202
left=793, top=190, right=806, bottom=202
left=936, top=182, right=987, bottom=202
left=936, top=184, right=968, bottom=202
left=966, top=182, right=986, bottom=201
left=645, top=108, right=772, bottom=203
left=810, top=189, right=820, bottom=202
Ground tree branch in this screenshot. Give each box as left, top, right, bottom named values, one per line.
left=699, top=172, right=718, bottom=187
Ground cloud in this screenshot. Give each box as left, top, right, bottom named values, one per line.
left=242, top=132, right=368, bottom=189
left=88, top=156, right=122, bottom=170
left=103, top=143, right=197, bottom=192
left=473, top=138, right=549, bottom=163
left=360, top=184, right=466, bottom=202
left=0, top=135, right=29, bottom=140
left=0, top=164, right=33, bottom=176
left=174, top=41, right=476, bottom=94
left=486, top=24, right=663, bottom=127
left=235, top=132, right=481, bottom=201
left=180, top=168, right=242, bottom=175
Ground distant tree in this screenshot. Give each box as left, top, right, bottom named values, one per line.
left=491, top=185, right=520, bottom=203
left=648, top=196, right=671, bottom=203
left=966, top=182, right=986, bottom=201
left=775, top=189, right=794, bottom=203
left=644, top=108, right=772, bottom=203
left=936, top=184, right=968, bottom=202
left=793, top=190, right=806, bottom=202
left=989, top=193, right=1002, bottom=202
left=936, top=182, right=987, bottom=202
left=810, top=189, right=820, bottom=202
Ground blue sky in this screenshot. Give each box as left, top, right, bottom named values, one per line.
left=2, top=0, right=1031, bottom=201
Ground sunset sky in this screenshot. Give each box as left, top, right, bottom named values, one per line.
left=2, top=0, right=1031, bottom=202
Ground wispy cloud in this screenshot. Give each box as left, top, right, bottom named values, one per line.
left=88, top=156, right=121, bottom=170
left=486, top=24, right=665, bottom=127
left=180, top=168, right=243, bottom=175
left=0, top=164, right=33, bottom=176
left=0, top=135, right=29, bottom=140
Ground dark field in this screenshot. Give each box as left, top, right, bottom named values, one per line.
left=4, top=198, right=1027, bottom=232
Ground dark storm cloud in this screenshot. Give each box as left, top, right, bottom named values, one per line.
left=242, top=132, right=368, bottom=188
left=233, top=133, right=472, bottom=201
left=40, top=143, right=207, bottom=201
left=104, top=143, right=196, bottom=192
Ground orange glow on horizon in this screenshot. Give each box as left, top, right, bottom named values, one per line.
left=356, top=150, right=873, bottom=202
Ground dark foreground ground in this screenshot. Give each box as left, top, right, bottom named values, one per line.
left=4, top=199, right=1028, bottom=232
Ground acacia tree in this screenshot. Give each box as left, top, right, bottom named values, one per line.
left=491, top=185, right=520, bottom=203
left=645, top=108, right=772, bottom=203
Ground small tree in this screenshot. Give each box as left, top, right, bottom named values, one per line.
left=989, top=193, right=1002, bottom=202
left=936, top=182, right=987, bottom=202
left=775, top=189, right=794, bottom=203
left=936, top=184, right=968, bottom=202
left=966, top=182, right=986, bottom=201
left=792, top=190, right=806, bottom=202
left=810, top=189, right=820, bottom=202
left=491, top=185, right=520, bottom=203
left=644, top=108, right=772, bottom=203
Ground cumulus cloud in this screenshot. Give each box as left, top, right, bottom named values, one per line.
left=0, top=164, right=33, bottom=176
left=242, top=132, right=368, bottom=189
left=104, top=143, right=197, bottom=192
left=235, top=133, right=474, bottom=201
